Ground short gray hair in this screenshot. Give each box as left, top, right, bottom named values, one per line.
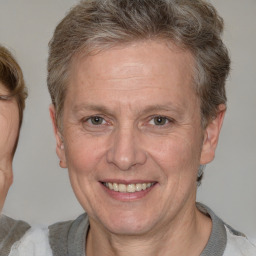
left=48, top=0, right=230, bottom=129
left=47, top=0, right=231, bottom=183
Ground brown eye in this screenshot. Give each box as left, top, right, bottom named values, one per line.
left=153, top=116, right=168, bottom=126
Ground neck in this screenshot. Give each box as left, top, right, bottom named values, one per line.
left=86, top=204, right=212, bottom=256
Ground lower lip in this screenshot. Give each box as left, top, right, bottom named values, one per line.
left=101, top=183, right=157, bottom=201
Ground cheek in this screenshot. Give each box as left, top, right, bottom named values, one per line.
left=64, top=135, right=106, bottom=177
left=63, top=135, right=109, bottom=212
left=145, top=133, right=202, bottom=176
left=0, top=112, right=19, bottom=157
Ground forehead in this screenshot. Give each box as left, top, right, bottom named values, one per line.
left=66, top=40, right=196, bottom=110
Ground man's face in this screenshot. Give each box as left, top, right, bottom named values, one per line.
left=0, top=82, right=19, bottom=210
left=52, top=41, right=221, bottom=235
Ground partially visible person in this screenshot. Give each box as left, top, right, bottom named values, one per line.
left=0, top=45, right=30, bottom=255
left=0, top=45, right=27, bottom=211
left=0, top=45, right=53, bottom=256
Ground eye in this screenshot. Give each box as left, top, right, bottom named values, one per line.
left=87, top=116, right=105, bottom=125
left=0, top=95, right=11, bottom=101
left=150, top=116, right=169, bottom=126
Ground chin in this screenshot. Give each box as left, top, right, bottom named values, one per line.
left=107, top=223, right=152, bottom=236
left=97, top=210, right=157, bottom=236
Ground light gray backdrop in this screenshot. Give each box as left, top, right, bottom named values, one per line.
left=0, top=0, right=255, bottom=239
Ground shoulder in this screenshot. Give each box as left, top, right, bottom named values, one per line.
left=197, top=203, right=256, bottom=256
left=49, top=213, right=89, bottom=256
left=8, top=226, right=53, bottom=256
left=48, top=218, right=74, bottom=256
left=223, top=225, right=256, bottom=256
left=0, top=214, right=30, bottom=256
left=4, top=213, right=89, bottom=256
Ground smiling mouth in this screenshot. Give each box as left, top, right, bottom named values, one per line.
left=102, top=182, right=155, bottom=193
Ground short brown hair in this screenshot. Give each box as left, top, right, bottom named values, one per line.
left=0, top=45, right=27, bottom=128
left=0, top=45, right=28, bottom=155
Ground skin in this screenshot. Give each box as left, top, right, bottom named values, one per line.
left=0, top=82, right=19, bottom=211
left=50, top=40, right=225, bottom=256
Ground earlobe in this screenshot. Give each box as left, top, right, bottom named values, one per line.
left=49, top=104, right=67, bottom=168
left=200, top=104, right=226, bottom=165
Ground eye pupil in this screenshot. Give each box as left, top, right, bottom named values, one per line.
left=154, top=116, right=166, bottom=125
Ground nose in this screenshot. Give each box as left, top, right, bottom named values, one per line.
left=106, top=126, right=147, bottom=171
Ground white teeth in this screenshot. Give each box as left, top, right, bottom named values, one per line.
left=108, top=183, right=113, bottom=190
left=118, top=184, right=126, bottom=192
left=127, top=184, right=136, bottom=193
left=113, top=183, right=119, bottom=192
left=135, top=183, right=142, bottom=191
left=104, top=182, right=154, bottom=193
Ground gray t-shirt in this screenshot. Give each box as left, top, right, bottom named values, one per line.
left=0, top=214, right=30, bottom=256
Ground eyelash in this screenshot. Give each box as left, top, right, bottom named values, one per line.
left=0, top=95, right=11, bottom=101
left=82, top=115, right=109, bottom=127
left=148, top=115, right=174, bottom=127
left=82, top=115, right=174, bottom=128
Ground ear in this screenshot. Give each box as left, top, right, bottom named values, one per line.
left=49, top=104, right=67, bottom=168
left=200, top=104, right=226, bottom=165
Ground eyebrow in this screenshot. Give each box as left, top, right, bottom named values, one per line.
left=72, top=103, right=182, bottom=116
left=72, top=104, right=115, bottom=117
left=137, top=104, right=182, bottom=116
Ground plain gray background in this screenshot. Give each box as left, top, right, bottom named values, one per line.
left=0, top=0, right=255, bottom=239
